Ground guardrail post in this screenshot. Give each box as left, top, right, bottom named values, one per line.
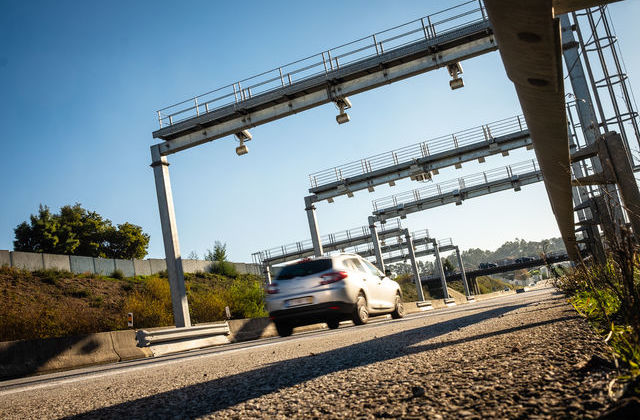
left=305, top=196, right=324, bottom=257
left=404, top=229, right=425, bottom=301
left=150, top=145, right=191, bottom=328
left=433, top=240, right=449, bottom=300
left=369, top=216, right=385, bottom=272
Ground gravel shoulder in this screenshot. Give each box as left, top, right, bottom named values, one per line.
left=0, top=287, right=617, bottom=419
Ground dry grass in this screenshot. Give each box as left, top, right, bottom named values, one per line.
left=0, top=266, right=267, bottom=341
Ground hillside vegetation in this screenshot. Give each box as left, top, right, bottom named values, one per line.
left=460, top=237, right=566, bottom=269
left=0, top=266, right=266, bottom=342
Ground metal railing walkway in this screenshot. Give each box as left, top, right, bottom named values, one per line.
left=372, top=159, right=543, bottom=221
left=252, top=219, right=404, bottom=265
left=152, top=1, right=495, bottom=155
left=308, top=115, right=530, bottom=201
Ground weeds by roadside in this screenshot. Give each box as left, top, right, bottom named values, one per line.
left=554, top=227, right=640, bottom=397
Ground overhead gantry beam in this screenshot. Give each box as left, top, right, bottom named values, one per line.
left=308, top=115, right=531, bottom=203
left=152, top=20, right=496, bottom=156
left=372, top=159, right=543, bottom=222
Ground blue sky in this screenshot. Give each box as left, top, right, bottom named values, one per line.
left=1, top=1, right=639, bottom=262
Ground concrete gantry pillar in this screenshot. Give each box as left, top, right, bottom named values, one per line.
left=304, top=196, right=323, bottom=257
left=454, top=246, right=473, bottom=299
left=432, top=240, right=449, bottom=300
left=263, top=263, right=272, bottom=285
left=403, top=229, right=426, bottom=302
left=150, top=145, right=191, bottom=328
left=368, top=216, right=385, bottom=272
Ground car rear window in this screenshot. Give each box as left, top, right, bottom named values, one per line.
left=275, top=259, right=333, bottom=280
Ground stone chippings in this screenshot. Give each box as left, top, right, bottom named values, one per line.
left=0, top=288, right=618, bottom=419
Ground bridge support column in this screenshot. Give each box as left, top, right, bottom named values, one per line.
left=151, top=145, right=191, bottom=328
left=368, top=216, right=385, bottom=272
left=432, top=240, right=450, bottom=301
left=305, top=196, right=323, bottom=257
left=455, top=246, right=473, bottom=301
left=263, top=263, right=272, bottom=285
left=404, top=229, right=425, bottom=302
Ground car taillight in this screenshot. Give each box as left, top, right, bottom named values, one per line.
left=266, top=283, right=279, bottom=294
left=320, top=271, right=348, bottom=285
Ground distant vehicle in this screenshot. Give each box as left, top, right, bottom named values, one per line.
left=503, top=287, right=510, bottom=292
left=478, top=262, right=498, bottom=269
left=266, top=254, right=405, bottom=337
left=515, top=256, right=536, bottom=264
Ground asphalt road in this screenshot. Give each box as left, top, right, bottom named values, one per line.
left=0, top=286, right=616, bottom=419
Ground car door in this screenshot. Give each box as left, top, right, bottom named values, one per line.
left=345, top=258, right=374, bottom=303
left=358, top=258, right=392, bottom=310
left=363, top=260, right=397, bottom=309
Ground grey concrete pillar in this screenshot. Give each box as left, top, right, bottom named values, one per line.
left=603, top=132, right=640, bottom=243
left=432, top=240, right=449, bottom=299
left=454, top=246, right=471, bottom=297
left=304, top=196, right=323, bottom=257
left=368, top=216, right=385, bottom=272
left=404, top=229, right=425, bottom=302
left=151, top=145, right=191, bottom=328
left=263, top=263, right=272, bottom=285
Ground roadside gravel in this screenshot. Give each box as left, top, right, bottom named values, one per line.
left=0, top=287, right=617, bottom=419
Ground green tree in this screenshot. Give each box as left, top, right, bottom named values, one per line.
left=13, top=204, right=149, bottom=259
left=205, top=241, right=228, bottom=263
left=441, top=258, right=455, bottom=273
left=205, top=241, right=236, bottom=277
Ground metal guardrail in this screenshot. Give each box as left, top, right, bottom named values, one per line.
left=309, top=115, right=528, bottom=189
left=155, top=1, right=487, bottom=128
left=136, top=323, right=230, bottom=347
left=372, top=159, right=540, bottom=211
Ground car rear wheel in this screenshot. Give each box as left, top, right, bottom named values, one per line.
left=353, top=293, right=369, bottom=325
left=327, top=319, right=340, bottom=330
left=275, top=321, right=293, bottom=337
left=391, top=294, right=405, bottom=319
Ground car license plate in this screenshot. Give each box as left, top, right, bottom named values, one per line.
left=287, top=296, right=313, bottom=307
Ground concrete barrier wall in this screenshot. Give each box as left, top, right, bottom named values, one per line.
left=11, top=251, right=44, bottom=271
left=70, top=255, right=95, bottom=274
left=182, top=259, right=211, bottom=273
left=94, top=258, right=115, bottom=276
left=148, top=258, right=167, bottom=274
left=43, top=253, right=71, bottom=271
left=1, top=250, right=261, bottom=278
left=115, top=259, right=135, bottom=277
left=133, top=259, right=152, bottom=276
left=0, top=250, right=10, bottom=266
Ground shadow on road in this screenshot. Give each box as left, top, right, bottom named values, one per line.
left=70, top=296, right=576, bottom=419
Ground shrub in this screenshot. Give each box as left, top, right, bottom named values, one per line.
left=111, top=269, right=124, bottom=280
left=123, top=276, right=173, bottom=328
left=210, top=261, right=237, bottom=277
left=190, top=292, right=228, bottom=323
left=227, top=276, right=267, bottom=319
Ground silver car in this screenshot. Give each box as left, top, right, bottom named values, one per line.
left=266, top=254, right=405, bottom=337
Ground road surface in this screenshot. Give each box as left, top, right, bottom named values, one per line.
left=0, top=286, right=616, bottom=419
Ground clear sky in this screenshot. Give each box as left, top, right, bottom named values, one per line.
left=1, top=1, right=639, bottom=263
